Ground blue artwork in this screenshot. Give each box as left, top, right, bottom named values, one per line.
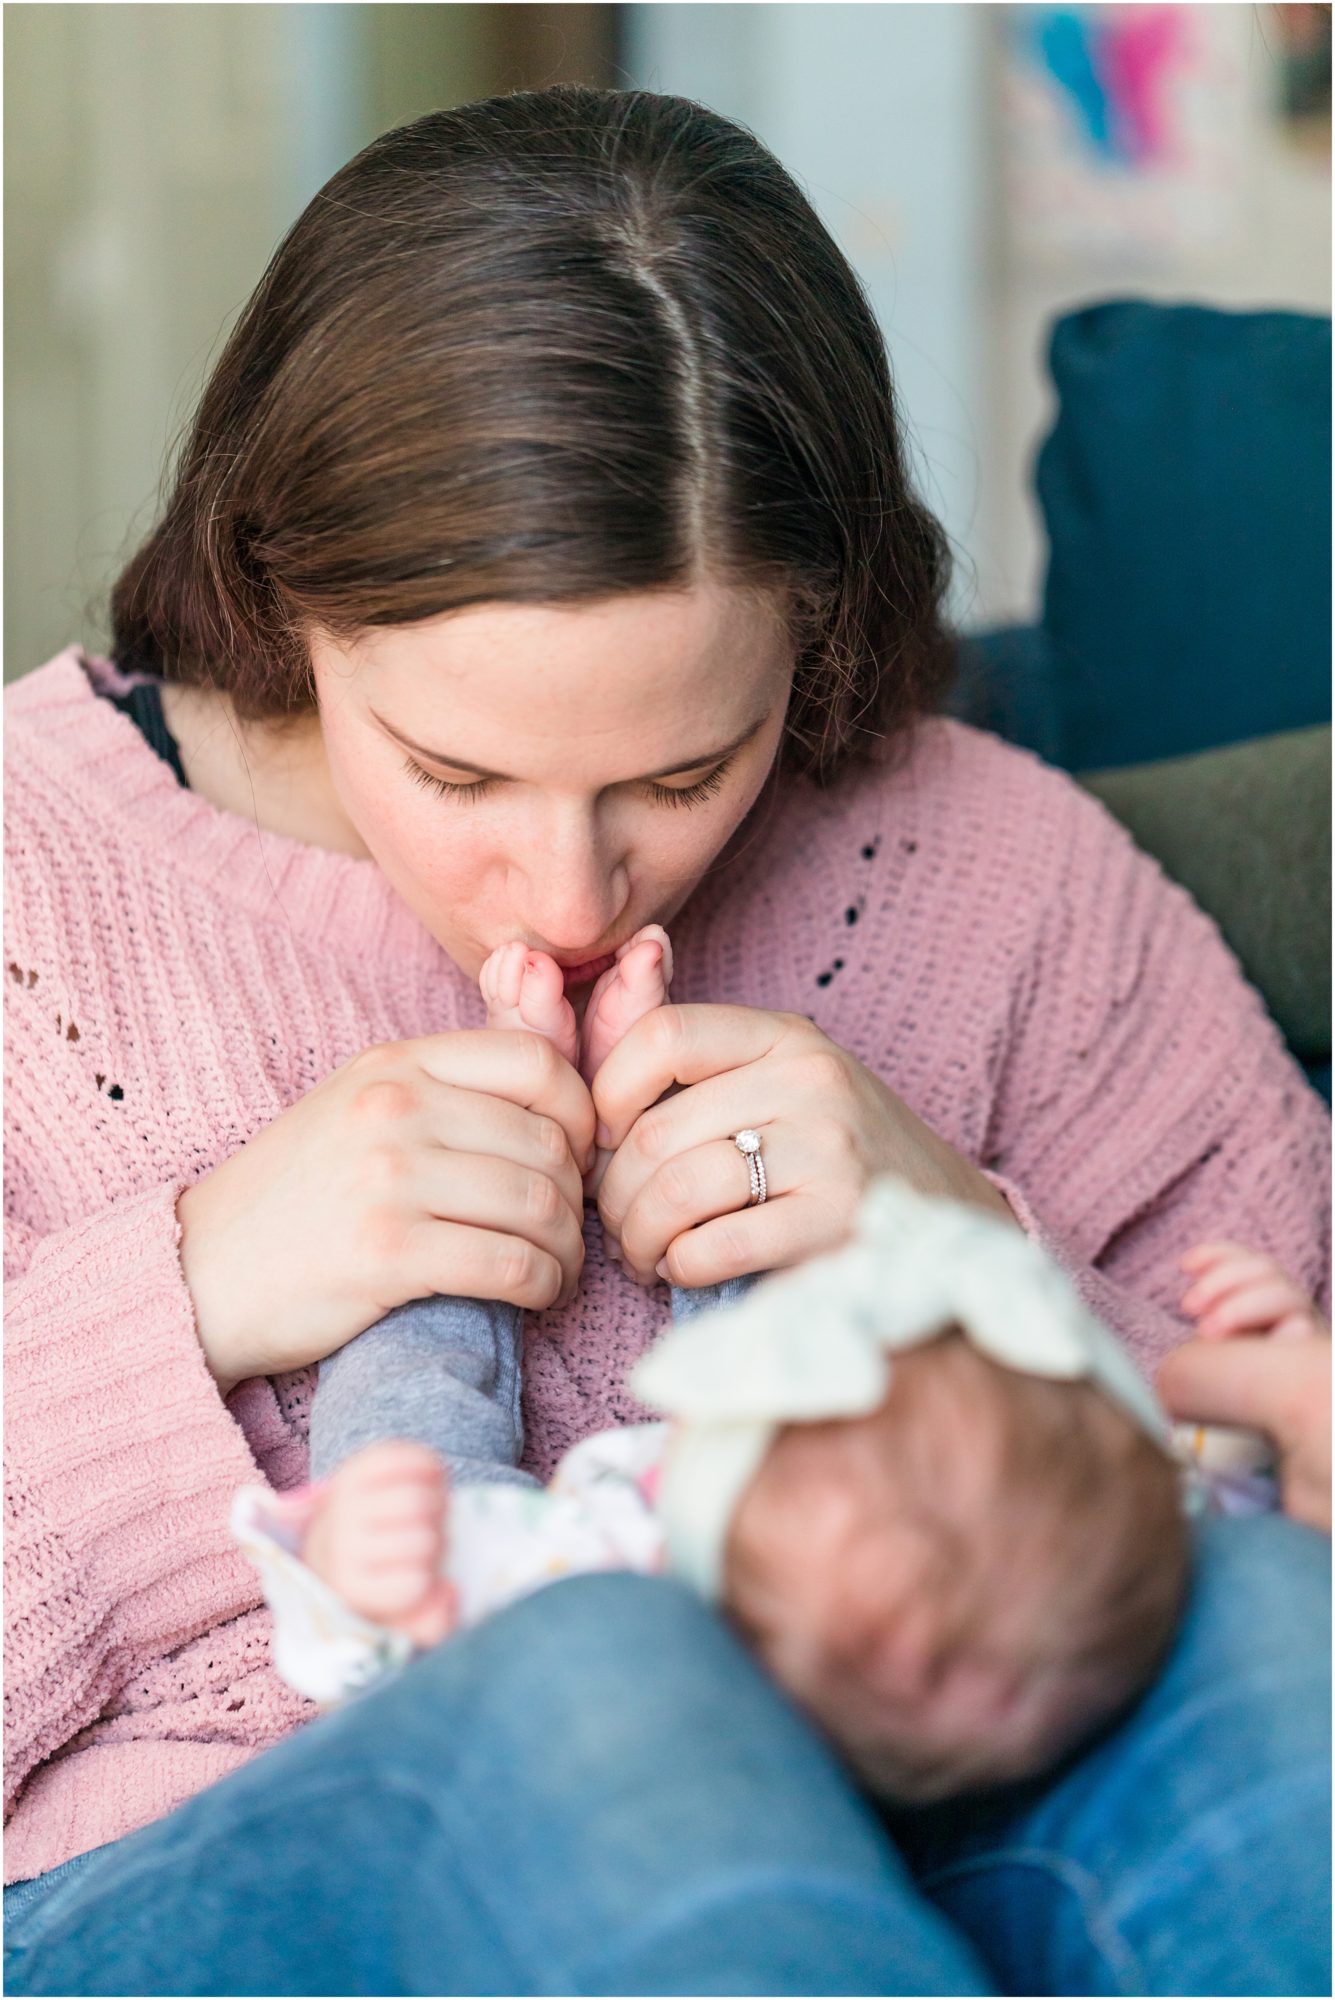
left=1003, top=2, right=1243, bottom=266
left=1030, top=6, right=1185, bottom=168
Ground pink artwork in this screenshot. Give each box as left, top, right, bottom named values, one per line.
left=1100, top=7, right=1185, bottom=165
left=1001, top=4, right=1246, bottom=268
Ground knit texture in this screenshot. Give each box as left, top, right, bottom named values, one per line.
left=5, top=646, right=1329, bottom=1883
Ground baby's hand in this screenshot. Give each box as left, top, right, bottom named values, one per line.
left=479, top=941, right=579, bottom=1069
left=302, top=1441, right=457, bottom=1649
left=1180, top=1241, right=1329, bottom=1343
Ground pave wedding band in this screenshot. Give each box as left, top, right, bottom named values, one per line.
left=732, top=1128, right=767, bottom=1207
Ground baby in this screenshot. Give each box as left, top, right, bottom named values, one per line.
left=237, top=1177, right=1195, bottom=1802
left=235, top=939, right=1316, bottom=1802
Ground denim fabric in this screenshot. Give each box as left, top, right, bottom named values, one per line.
left=6, top=1506, right=1329, bottom=1995
left=886, top=1512, right=1332, bottom=1996
left=4, top=1575, right=988, bottom=1997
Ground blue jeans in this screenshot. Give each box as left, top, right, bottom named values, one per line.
left=5, top=1515, right=1328, bottom=1996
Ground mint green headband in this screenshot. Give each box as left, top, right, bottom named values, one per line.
left=631, top=1177, right=1170, bottom=1600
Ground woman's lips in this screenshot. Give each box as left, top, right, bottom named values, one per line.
left=557, top=952, right=617, bottom=988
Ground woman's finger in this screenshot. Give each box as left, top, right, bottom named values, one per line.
left=400, top=1029, right=597, bottom=1169
left=1196, top=1279, right=1316, bottom=1341
left=658, top=1190, right=853, bottom=1291
left=1181, top=1252, right=1286, bottom=1319
left=1157, top=1338, right=1332, bottom=1534
left=610, top=1134, right=774, bottom=1277
left=1156, top=1336, right=1288, bottom=1430
left=400, top=1148, right=585, bottom=1273
left=596, top=1046, right=854, bottom=1241
left=590, top=1005, right=791, bottom=1150
left=596, top=1069, right=771, bottom=1239
left=418, top=1082, right=587, bottom=1219
left=1156, top=1334, right=1321, bottom=1439
left=404, top=1216, right=569, bottom=1313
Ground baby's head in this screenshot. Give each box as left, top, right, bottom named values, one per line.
left=720, top=1328, right=1189, bottom=1803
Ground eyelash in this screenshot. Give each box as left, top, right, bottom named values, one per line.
left=402, top=757, right=731, bottom=810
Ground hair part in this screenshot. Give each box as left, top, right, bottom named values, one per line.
left=110, top=87, right=956, bottom=782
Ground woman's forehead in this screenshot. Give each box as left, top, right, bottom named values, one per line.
left=320, top=584, right=793, bottom=771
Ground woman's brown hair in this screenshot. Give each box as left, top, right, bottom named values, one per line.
left=111, top=87, right=955, bottom=783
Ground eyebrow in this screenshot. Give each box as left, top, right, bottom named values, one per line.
left=372, top=708, right=772, bottom=782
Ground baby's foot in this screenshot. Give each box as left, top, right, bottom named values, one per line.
left=480, top=940, right=579, bottom=1069
left=302, top=1441, right=457, bottom=1649
left=579, top=925, right=673, bottom=1200
left=579, top=924, right=674, bottom=1084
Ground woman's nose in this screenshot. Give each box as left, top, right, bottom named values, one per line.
left=512, top=813, right=627, bottom=952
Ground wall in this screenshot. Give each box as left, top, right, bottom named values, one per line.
left=2, top=3, right=492, bottom=679
left=622, top=2, right=991, bottom=626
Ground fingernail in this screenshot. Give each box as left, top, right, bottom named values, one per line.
left=655, top=1259, right=669, bottom=1281
left=596, top=1121, right=612, bottom=1147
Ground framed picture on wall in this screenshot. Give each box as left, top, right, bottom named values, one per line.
left=999, top=3, right=1247, bottom=270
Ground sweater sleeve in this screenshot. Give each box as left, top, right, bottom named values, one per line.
left=3, top=1186, right=268, bottom=1821
left=979, top=784, right=1331, bottom=1378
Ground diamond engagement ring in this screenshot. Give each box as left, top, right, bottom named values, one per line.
left=732, top=1128, right=767, bottom=1207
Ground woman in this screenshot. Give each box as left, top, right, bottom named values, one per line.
left=4, top=89, right=1329, bottom=1995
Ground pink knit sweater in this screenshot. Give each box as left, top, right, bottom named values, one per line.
left=5, top=647, right=1329, bottom=1883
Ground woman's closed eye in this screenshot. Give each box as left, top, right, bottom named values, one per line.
left=401, top=755, right=732, bottom=809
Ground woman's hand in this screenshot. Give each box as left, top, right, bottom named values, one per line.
left=178, top=1031, right=596, bottom=1395
left=590, top=1004, right=1015, bottom=1287
left=1158, top=1336, right=1332, bottom=1533
left=1158, top=1242, right=1332, bottom=1533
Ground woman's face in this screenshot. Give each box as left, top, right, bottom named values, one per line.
left=309, top=581, right=794, bottom=989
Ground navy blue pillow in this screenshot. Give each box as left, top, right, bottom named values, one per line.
left=1036, top=301, right=1332, bottom=772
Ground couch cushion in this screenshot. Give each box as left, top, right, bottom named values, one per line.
left=949, top=627, right=1065, bottom=764
left=1079, top=726, right=1332, bottom=1070
left=1037, top=301, right=1332, bottom=771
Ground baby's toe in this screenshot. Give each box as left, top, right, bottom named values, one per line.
left=616, top=933, right=672, bottom=1011
left=579, top=925, right=673, bottom=1079
left=481, top=940, right=528, bottom=1023
left=518, top=953, right=579, bottom=1064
